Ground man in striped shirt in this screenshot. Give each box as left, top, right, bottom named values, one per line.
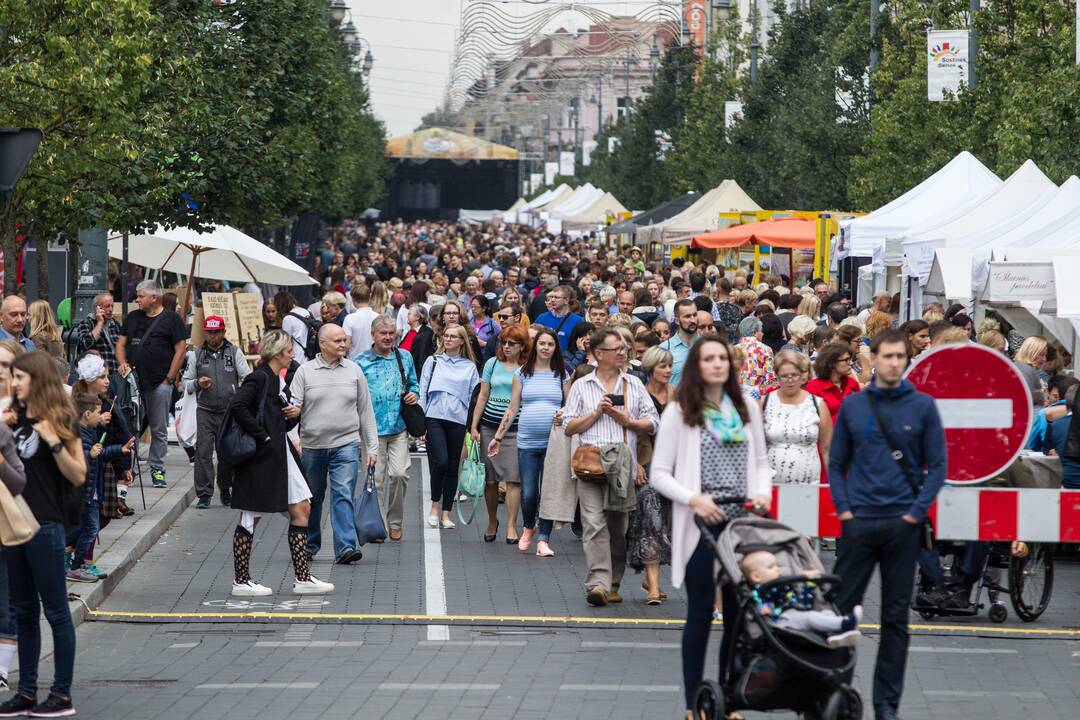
left=564, top=328, right=660, bottom=607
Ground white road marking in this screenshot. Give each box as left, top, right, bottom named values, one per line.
left=909, top=646, right=1018, bottom=654
left=924, top=690, right=1046, bottom=699
left=420, top=456, right=449, bottom=642
left=168, top=642, right=199, bottom=649
left=559, top=684, right=680, bottom=693
left=196, top=682, right=320, bottom=690
left=579, top=641, right=680, bottom=649
left=254, top=640, right=365, bottom=648
left=935, top=398, right=1013, bottom=428
left=378, top=683, right=501, bottom=691
left=417, top=640, right=528, bottom=647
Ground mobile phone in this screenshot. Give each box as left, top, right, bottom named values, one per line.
left=606, top=393, right=624, bottom=407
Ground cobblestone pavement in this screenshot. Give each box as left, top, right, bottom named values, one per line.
left=37, top=453, right=1080, bottom=719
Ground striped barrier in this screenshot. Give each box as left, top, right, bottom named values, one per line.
left=771, top=484, right=1080, bottom=543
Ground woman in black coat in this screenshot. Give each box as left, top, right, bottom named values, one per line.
left=227, top=329, right=333, bottom=598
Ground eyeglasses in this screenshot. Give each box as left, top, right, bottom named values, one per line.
left=837, top=356, right=852, bottom=364
left=442, top=333, right=464, bottom=341
left=503, top=340, right=521, bottom=347
left=596, top=346, right=628, bottom=354
left=778, top=373, right=802, bottom=381
left=496, top=314, right=513, bottom=322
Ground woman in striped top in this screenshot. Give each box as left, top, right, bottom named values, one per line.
left=487, top=328, right=568, bottom=557
left=470, top=325, right=529, bottom=544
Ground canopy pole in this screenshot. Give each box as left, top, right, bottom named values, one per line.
left=182, top=247, right=200, bottom=321
left=121, top=233, right=129, bottom=318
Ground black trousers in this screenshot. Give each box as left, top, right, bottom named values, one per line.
left=426, top=417, right=466, bottom=512
left=833, top=516, right=920, bottom=715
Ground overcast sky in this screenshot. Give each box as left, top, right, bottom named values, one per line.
left=354, top=1, right=674, bottom=137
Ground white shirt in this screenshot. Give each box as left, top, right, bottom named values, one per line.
left=343, top=306, right=379, bottom=359
left=281, top=307, right=312, bottom=363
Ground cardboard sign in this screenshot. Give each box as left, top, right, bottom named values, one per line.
left=200, top=292, right=241, bottom=347
left=233, top=292, right=264, bottom=353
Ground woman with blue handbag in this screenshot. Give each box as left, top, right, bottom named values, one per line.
left=227, top=330, right=333, bottom=597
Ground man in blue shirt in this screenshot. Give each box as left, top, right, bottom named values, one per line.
left=1046, top=382, right=1080, bottom=489
left=660, top=299, right=698, bottom=387
left=357, top=315, right=420, bottom=541
left=0, top=296, right=35, bottom=352
left=828, top=329, right=946, bottom=720
left=535, top=285, right=581, bottom=352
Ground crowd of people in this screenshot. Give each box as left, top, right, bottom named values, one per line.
left=0, top=216, right=1073, bottom=718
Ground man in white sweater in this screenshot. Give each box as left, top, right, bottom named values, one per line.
left=290, top=323, right=379, bottom=564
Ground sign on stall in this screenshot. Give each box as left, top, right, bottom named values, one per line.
left=200, top=292, right=242, bottom=347
left=903, top=238, right=946, bottom=281
left=983, top=262, right=1055, bottom=303
left=233, top=293, right=265, bottom=353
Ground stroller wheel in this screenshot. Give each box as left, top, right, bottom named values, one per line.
left=918, top=610, right=936, bottom=621
left=823, top=685, right=862, bottom=720
left=693, top=680, right=725, bottom=720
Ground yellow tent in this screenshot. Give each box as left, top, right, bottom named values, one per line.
left=386, top=128, right=519, bottom=161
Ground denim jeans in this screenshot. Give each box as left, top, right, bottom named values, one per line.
left=518, top=447, right=547, bottom=529
left=302, top=444, right=360, bottom=559
left=0, top=549, right=13, bottom=639
left=71, top=498, right=101, bottom=570
left=143, top=383, right=173, bottom=473
left=7, top=522, right=76, bottom=697
left=833, top=515, right=920, bottom=715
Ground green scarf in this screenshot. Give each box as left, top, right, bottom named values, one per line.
left=703, top=395, right=745, bottom=444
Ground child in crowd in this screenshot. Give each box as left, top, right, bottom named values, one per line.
left=740, top=550, right=862, bottom=649
left=67, top=392, right=134, bottom=583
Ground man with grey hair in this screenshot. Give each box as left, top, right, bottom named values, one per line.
left=71, top=292, right=122, bottom=372
left=0, top=296, right=34, bottom=351
left=356, top=315, right=420, bottom=541
left=291, top=323, right=379, bottom=563
left=116, top=280, right=187, bottom=487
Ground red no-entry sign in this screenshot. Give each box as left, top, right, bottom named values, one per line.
left=905, top=343, right=1033, bottom=484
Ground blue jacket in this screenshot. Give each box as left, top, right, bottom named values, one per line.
left=828, top=379, right=946, bottom=521
left=79, top=424, right=125, bottom=502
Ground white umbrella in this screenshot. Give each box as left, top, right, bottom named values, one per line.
left=108, top=223, right=317, bottom=320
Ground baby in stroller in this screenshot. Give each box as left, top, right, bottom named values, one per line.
left=740, top=550, right=863, bottom=649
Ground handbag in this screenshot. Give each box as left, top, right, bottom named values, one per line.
left=865, top=391, right=936, bottom=551
left=457, top=433, right=486, bottom=525
left=393, top=349, right=426, bottom=437
left=572, top=376, right=628, bottom=485
left=354, top=465, right=387, bottom=545
left=0, top=482, right=39, bottom=546
left=175, top=387, right=198, bottom=448
left=217, top=372, right=269, bottom=466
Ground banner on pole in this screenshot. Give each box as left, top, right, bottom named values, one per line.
left=724, top=101, right=744, bottom=132
left=928, top=30, right=970, bottom=102
left=684, top=1, right=706, bottom=56
left=544, top=162, right=557, bottom=186
left=582, top=140, right=597, bottom=167
left=558, top=151, right=575, bottom=178
left=530, top=172, right=543, bottom=191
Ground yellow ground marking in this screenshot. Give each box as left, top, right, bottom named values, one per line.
left=86, top=610, right=1080, bottom=637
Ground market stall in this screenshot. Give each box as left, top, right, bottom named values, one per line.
left=691, top=215, right=818, bottom=285
left=635, top=179, right=761, bottom=247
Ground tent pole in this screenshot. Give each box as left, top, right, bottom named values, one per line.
left=182, top=247, right=199, bottom=321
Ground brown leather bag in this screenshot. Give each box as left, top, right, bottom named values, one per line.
left=572, top=444, right=607, bottom=484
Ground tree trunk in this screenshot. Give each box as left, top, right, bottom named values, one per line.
left=36, top=231, right=50, bottom=300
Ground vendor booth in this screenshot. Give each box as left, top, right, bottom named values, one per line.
left=606, top=192, right=701, bottom=238
left=634, top=180, right=761, bottom=256
left=691, top=214, right=833, bottom=287
left=562, top=192, right=628, bottom=233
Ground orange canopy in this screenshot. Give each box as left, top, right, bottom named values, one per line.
left=691, top=215, right=817, bottom=249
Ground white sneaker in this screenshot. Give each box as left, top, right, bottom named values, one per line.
left=293, top=576, right=334, bottom=595
left=426, top=514, right=439, bottom=528
left=232, top=580, right=272, bottom=597
left=826, top=629, right=862, bottom=648
left=440, top=517, right=456, bottom=529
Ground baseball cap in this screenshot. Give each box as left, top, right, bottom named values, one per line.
left=204, top=315, right=225, bottom=331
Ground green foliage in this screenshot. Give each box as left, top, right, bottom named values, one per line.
left=0, top=0, right=387, bottom=294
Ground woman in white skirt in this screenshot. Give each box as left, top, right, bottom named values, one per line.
left=228, top=330, right=333, bottom=596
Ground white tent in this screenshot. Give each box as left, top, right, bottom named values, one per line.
left=537, top=183, right=596, bottom=217
left=914, top=161, right=1059, bottom=299
left=838, top=152, right=1001, bottom=261
left=550, top=184, right=605, bottom=220
left=562, top=192, right=628, bottom=231
left=515, top=184, right=572, bottom=224
left=636, top=180, right=761, bottom=245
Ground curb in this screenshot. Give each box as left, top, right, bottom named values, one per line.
left=67, top=478, right=196, bottom=626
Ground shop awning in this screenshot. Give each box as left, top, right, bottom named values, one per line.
left=691, top=216, right=817, bottom=250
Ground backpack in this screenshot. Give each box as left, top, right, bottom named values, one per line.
left=288, top=310, right=322, bottom=360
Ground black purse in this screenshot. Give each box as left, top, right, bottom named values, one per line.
left=217, top=373, right=269, bottom=465
left=394, top=349, right=426, bottom=438
left=865, top=391, right=936, bottom=551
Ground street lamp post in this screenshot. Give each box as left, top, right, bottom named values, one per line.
left=750, top=0, right=760, bottom=82
left=649, top=35, right=660, bottom=79
left=341, top=19, right=358, bottom=45
left=328, top=0, right=348, bottom=25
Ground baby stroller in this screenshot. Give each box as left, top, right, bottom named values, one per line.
left=693, top=510, right=863, bottom=720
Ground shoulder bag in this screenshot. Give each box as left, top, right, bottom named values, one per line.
left=572, top=375, right=628, bottom=484
left=457, top=433, right=486, bottom=525
left=864, top=391, right=935, bottom=551
left=393, top=349, right=427, bottom=437
left=217, top=372, right=269, bottom=466
left=354, top=465, right=387, bottom=545
left=0, top=482, right=38, bottom=546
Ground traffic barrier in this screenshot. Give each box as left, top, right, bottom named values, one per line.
left=770, top=484, right=1080, bottom=543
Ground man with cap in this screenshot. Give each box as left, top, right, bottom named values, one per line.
left=181, top=315, right=251, bottom=508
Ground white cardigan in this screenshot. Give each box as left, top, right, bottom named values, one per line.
left=649, top=392, right=773, bottom=589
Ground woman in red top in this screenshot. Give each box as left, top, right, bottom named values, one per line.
left=805, top=342, right=860, bottom=423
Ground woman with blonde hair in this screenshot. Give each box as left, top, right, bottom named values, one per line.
left=762, top=351, right=832, bottom=486
left=796, top=294, right=821, bottom=321
left=1013, top=336, right=1048, bottom=408
left=368, top=281, right=391, bottom=316
left=28, top=301, right=68, bottom=378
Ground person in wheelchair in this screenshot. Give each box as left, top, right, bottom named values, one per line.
left=915, top=541, right=992, bottom=610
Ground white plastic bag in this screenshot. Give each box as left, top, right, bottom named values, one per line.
left=175, top=388, right=198, bottom=448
